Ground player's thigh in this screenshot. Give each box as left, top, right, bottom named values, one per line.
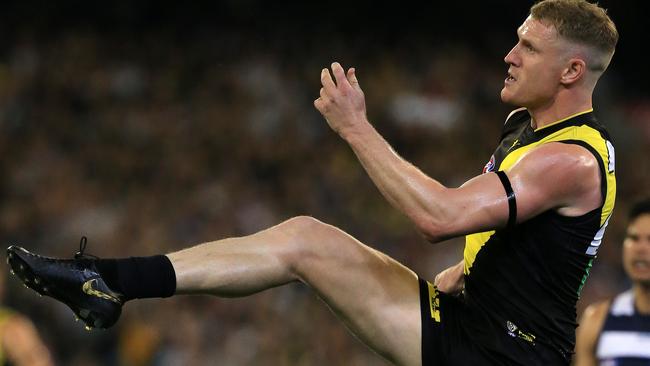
left=286, top=217, right=422, bottom=366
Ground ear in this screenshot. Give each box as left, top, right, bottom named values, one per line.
left=560, top=58, right=586, bottom=86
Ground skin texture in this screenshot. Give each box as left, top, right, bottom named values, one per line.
left=501, top=16, right=595, bottom=128
left=168, top=15, right=605, bottom=366
left=434, top=260, right=465, bottom=294
left=574, top=214, right=650, bottom=366
left=623, top=215, right=650, bottom=288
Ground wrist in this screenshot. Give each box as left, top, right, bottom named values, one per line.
left=339, top=118, right=374, bottom=144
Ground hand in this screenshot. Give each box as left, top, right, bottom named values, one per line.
left=434, top=260, right=465, bottom=295
left=314, top=62, right=368, bottom=138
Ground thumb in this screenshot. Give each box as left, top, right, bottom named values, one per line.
left=347, top=68, right=361, bottom=90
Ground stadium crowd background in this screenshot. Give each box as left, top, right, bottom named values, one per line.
left=1, top=1, right=648, bottom=365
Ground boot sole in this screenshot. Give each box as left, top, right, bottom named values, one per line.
left=7, top=246, right=111, bottom=330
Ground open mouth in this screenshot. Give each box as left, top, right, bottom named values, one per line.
left=632, top=260, right=649, bottom=270
left=506, top=73, right=516, bottom=83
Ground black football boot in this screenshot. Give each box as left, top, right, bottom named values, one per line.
left=6, top=237, right=123, bottom=330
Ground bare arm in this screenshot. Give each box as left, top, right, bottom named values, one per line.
left=574, top=301, right=609, bottom=366
left=314, top=63, right=602, bottom=242
left=2, top=315, right=54, bottom=366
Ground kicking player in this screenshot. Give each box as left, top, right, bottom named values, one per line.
left=7, top=1, right=619, bottom=364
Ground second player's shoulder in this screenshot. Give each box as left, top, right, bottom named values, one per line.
left=577, top=300, right=611, bottom=346
left=575, top=300, right=611, bottom=366
left=581, top=300, right=611, bottom=325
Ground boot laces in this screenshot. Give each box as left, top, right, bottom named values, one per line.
left=74, top=237, right=99, bottom=260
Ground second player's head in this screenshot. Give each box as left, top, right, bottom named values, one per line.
left=623, top=199, right=650, bottom=287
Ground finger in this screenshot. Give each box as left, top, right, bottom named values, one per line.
left=314, top=97, right=323, bottom=112
left=320, top=87, right=328, bottom=100
left=320, top=68, right=337, bottom=94
left=347, top=68, right=361, bottom=90
left=331, top=62, right=351, bottom=90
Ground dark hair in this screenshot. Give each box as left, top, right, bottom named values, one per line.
left=629, top=199, right=650, bottom=222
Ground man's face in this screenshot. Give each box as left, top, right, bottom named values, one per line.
left=501, top=16, right=569, bottom=109
left=623, top=214, right=650, bottom=285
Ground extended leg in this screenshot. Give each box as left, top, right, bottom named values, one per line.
left=168, top=216, right=422, bottom=366
left=7, top=216, right=422, bottom=365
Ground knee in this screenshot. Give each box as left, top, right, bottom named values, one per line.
left=281, top=216, right=340, bottom=247
left=277, top=215, right=350, bottom=267
left=284, top=215, right=330, bottom=235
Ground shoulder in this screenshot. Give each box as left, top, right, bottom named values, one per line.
left=506, top=142, right=602, bottom=216
left=575, top=300, right=611, bottom=365
left=511, top=142, right=600, bottom=183
left=581, top=300, right=611, bottom=326
left=577, top=300, right=611, bottom=346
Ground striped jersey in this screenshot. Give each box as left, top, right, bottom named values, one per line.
left=461, top=109, right=616, bottom=364
left=596, top=290, right=650, bottom=365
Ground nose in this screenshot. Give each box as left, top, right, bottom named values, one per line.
left=504, top=45, right=518, bottom=66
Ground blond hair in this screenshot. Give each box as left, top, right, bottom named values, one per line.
left=531, top=0, right=618, bottom=71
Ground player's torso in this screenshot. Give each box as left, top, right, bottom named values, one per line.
left=597, top=290, right=650, bottom=366
left=461, top=109, right=616, bottom=363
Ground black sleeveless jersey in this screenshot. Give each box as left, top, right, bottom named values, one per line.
left=462, top=109, right=616, bottom=363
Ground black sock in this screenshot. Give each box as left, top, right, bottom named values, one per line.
left=94, top=255, right=176, bottom=301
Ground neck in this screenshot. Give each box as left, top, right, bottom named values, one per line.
left=527, top=89, right=593, bottom=130
left=634, top=283, right=650, bottom=314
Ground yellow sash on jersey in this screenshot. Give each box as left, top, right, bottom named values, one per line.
left=464, top=110, right=616, bottom=273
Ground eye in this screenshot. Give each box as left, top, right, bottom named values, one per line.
left=519, top=40, right=535, bottom=53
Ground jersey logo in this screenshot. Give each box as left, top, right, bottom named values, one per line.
left=507, top=139, right=521, bottom=152
left=506, top=320, right=537, bottom=345
left=483, top=155, right=496, bottom=174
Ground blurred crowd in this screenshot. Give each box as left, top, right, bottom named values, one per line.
left=1, top=15, right=649, bottom=366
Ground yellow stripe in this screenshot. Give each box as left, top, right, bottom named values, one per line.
left=464, top=121, right=615, bottom=272
left=533, top=109, right=594, bottom=132
left=427, top=282, right=441, bottom=322
left=464, top=230, right=495, bottom=273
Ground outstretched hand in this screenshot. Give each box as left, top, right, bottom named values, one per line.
left=314, top=62, right=368, bottom=138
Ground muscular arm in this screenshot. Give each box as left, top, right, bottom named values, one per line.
left=315, top=63, right=602, bottom=242
left=2, top=315, right=54, bottom=366
left=574, top=301, right=609, bottom=366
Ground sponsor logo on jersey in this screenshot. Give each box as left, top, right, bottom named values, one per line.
left=483, top=155, right=496, bottom=174
left=506, top=320, right=536, bottom=345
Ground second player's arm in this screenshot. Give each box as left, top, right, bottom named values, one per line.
left=574, top=301, right=609, bottom=366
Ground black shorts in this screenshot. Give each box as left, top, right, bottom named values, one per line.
left=418, top=278, right=568, bottom=366
left=418, top=277, right=493, bottom=365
